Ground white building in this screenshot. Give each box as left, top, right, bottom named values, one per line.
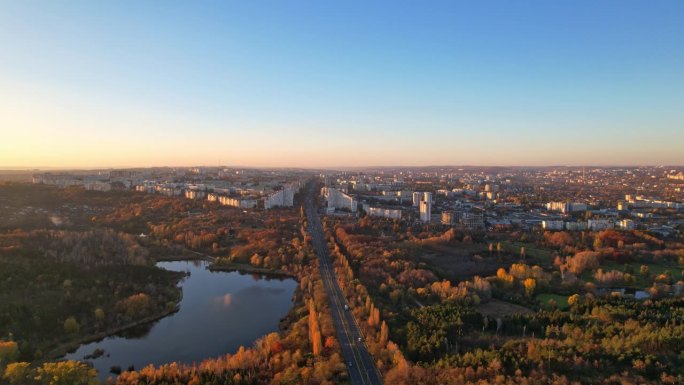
left=618, top=219, right=635, bottom=230
left=321, top=187, right=357, bottom=212
left=542, top=220, right=564, bottom=231
left=420, top=200, right=432, bottom=223
left=565, top=221, right=588, bottom=231
left=264, top=182, right=301, bottom=209
left=588, top=219, right=615, bottom=231
left=185, top=190, right=206, bottom=200
left=368, top=207, right=402, bottom=220
left=218, top=196, right=257, bottom=209
left=412, top=192, right=422, bottom=207
left=546, top=202, right=588, bottom=213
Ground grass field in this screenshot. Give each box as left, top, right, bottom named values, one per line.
left=536, top=293, right=569, bottom=310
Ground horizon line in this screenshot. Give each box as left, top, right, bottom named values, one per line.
left=2, top=164, right=684, bottom=172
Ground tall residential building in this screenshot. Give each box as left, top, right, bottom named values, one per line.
left=412, top=192, right=422, bottom=207
left=420, top=200, right=432, bottom=223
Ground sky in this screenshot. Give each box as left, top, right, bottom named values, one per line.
left=1, top=1, right=683, bottom=169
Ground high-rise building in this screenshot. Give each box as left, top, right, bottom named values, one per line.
left=420, top=200, right=431, bottom=223
left=412, top=192, right=422, bottom=207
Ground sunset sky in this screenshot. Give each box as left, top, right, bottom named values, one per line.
left=1, top=1, right=683, bottom=168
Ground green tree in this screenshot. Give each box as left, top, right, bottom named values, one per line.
left=94, top=308, right=105, bottom=323
left=63, top=317, right=80, bottom=334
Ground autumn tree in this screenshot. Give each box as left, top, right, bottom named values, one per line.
left=380, top=320, right=389, bottom=346
left=0, top=340, right=18, bottom=366
left=35, top=361, right=97, bottom=385
left=308, top=299, right=323, bottom=356
left=524, top=278, right=536, bottom=297
left=2, top=362, right=30, bottom=385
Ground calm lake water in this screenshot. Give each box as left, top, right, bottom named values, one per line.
left=64, top=260, right=297, bottom=379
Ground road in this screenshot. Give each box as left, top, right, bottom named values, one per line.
left=303, top=182, right=383, bottom=385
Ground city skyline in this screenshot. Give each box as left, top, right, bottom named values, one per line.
left=2, top=1, right=684, bottom=168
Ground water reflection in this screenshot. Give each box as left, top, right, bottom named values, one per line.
left=64, top=260, right=296, bottom=380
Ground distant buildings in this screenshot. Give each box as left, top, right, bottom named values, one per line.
left=460, top=209, right=484, bottom=230
left=33, top=173, right=112, bottom=191
left=667, top=172, right=684, bottom=181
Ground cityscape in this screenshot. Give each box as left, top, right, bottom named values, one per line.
left=2, top=1, right=684, bottom=385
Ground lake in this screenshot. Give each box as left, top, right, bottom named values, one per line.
left=64, top=260, right=297, bottom=379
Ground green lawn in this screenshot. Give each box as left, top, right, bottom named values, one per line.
left=536, top=293, right=569, bottom=310
left=504, top=241, right=554, bottom=265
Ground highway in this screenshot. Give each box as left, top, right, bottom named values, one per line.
left=303, top=182, right=383, bottom=385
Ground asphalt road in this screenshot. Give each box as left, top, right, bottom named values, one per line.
left=304, top=182, right=383, bottom=385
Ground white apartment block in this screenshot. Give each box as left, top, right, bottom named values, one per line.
left=185, top=190, right=206, bottom=200
left=218, top=196, right=257, bottom=209
left=542, top=220, right=564, bottom=231
left=264, top=182, right=301, bottom=209
left=321, top=187, right=357, bottom=212
left=588, top=219, right=615, bottom=231
left=367, top=207, right=402, bottom=220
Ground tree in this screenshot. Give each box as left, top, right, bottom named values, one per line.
left=567, top=294, right=580, bottom=306
left=2, top=362, right=30, bottom=385
left=0, top=340, right=18, bottom=364
left=63, top=317, right=80, bottom=334
left=524, top=278, right=536, bottom=297
left=35, top=361, right=97, bottom=385
left=593, top=236, right=603, bottom=250
left=94, top=308, right=105, bottom=322
left=380, top=320, right=389, bottom=346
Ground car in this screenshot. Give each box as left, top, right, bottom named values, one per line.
left=344, top=304, right=349, bottom=310
left=348, top=361, right=353, bottom=367
left=358, top=337, right=362, bottom=342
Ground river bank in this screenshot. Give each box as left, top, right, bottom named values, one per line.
left=208, top=261, right=295, bottom=278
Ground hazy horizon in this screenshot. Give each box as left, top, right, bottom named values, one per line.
left=2, top=163, right=684, bottom=172
left=2, top=1, right=683, bottom=168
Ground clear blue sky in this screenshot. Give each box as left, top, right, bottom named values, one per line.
left=1, top=1, right=683, bottom=168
